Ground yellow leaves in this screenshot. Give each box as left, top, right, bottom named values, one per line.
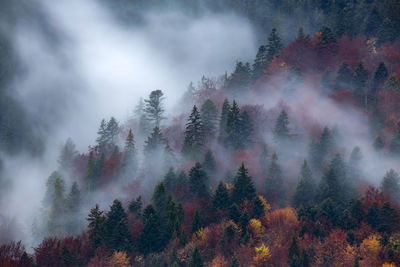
left=193, top=227, right=210, bottom=248
left=109, top=251, right=131, bottom=267
left=248, top=219, right=265, bottom=241
left=360, top=235, right=381, bottom=258
left=253, top=243, right=271, bottom=266
left=382, top=263, right=396, bottom=267
left=211, top=255, right=229, bottom=267
left=258, top=195, right=271, bottom=213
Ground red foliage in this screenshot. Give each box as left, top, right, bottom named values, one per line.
left=34, top=238, right=62, bottom=267
left=98, top=152, right=122, bottom=186
left=279, top=37, right=315, bottom=72
left=329, top=89, right=359, bottom=107
left=130, top=220, right=143, bottom=245
left=0, top=241, right=33, bottom=267
left=162, top=115, right=186, bottom=151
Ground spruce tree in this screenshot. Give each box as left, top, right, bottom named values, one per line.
left=106, top=117, right=119, bottom=144
left=104, top=199, right=132, bottom=252
left=218, top=99, right=231, bottom=143
left=252, top=45, right=268, bottom=81
left=144, top=90, right=165, bottom=128
left=381, top=169, right=400, bottom=202
left=182, top=105, right=204, bottom=159
left=239, top=111, right=253, bottom=148
left=266, top=28, right=283, bottom=61
left=85, top=151, right=98, bottom=192
left=372, top=62, right=388, bottom=94
left=189, top=246, right=203, bottom=267
left=212, top=182, right=230, bottom=210
left=96, top=119, right=108, bottom=147
left=203, top=150, right=216, bottom=176
left=66, top=182, right=80, bottom=213
left=135, top=98, right=151, bottom=136
left=288, top=235, right=301, bottom=267
left=259, top=143, right=269, bottom=175
left=189, top=162, right=209, bottom=197
left=191, top=210, right=203, bottom=234
left=128, top=196, right=142, bottom=215
left=58, top=138, right=78, bottom=171
left=252, top=196, right=265, bottom=218
left=384, top=76, right=400, bottom=92
left=152, top=182, right=168, bottom=217
left=265, top=152, right=284, bottom=205
left=139, top=205, right=163, bottom=254
left=231, top=163, right=256, bottom=205
left=292, top=160, right=315, bottom=208
left=144, top=126, right=166, bottom=154
left=200, top=99, right=218, bottom=138
left=353, top=62, right=369, bottom=106
left=164, top=168, right=177, bottom=192
left=225, top=100, right=242, bottom=149
left=334, top=62, right=353, bottom=90
left=227, top=62, right=252, bottom=93
left=48, top=176, right=66, bottom=235
left=273, top=110, right=290, bottom=141
left=87, top=204, right=105, bottom=249
left=122, top=129, right=137, bottom=177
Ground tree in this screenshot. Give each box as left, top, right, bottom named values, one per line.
left=212, top=182, right=230, bottom=210
left=135, top=98, right=151, bottom=136
left=390, top=122, right=400, bottom=154
left=128, top=196, right=142, bottom=215
left=288, top=235, right=301, bottom=267
left=227, top=62, right=251, bottom=93
left=259, top=143, right=269, bottom=175
left=292, top=160, right=315, bottom=208
left=189, top=163, right=209, bottom=197
left=189, top=246, right=203, bottom=267
left=85, top=152, right=99, bottom=192
left=152, top=182, right=168, bottom=217
left=200, top=99, right=218, bottom=138
left=139, top=205, right=163, bottom=254
left=364, top=6, right=382, bottom=37
left=104, top=199, right=132, bottom=252
left=372, top=62, right=388, bottom=95
left=202, top=150, right=216, bottom=176
left=239, top=111, right=254, bottom=149
left=378, top=202, right=399, bottom=235
left=87, top=204, right=105, bottom=249
left=58, top=138, right=78, bottom=171
left=48, top=176, right=66, bottom=235
left=144, top=126, right=166, bottom=154
left=384, top=76, right=400, bottom=92
left=106, top=117, right=119, bottom=144
left=273, top=110, right=290, bottom=141
left=96, top=119, right=108, bottom=146
left=144, top=90, right=165, bottom=128
left=252, top=45, right=268, bottom=81
left=225, top=100, right=241, bottom=149
left=265, top=152, right=284, bottom=205
left=334, top=62, right=353, bottom=90
left=381, top=169, right=400, bottom=202
left=353, top=62, right=369, bottom=106
left=191, top=210, right=204, bottom=234
left=231, top=163, right=256, bottom=205
left=65, top=182, right=80, bottom=213
left=164, top=168, right=177, bottom=192
left=121, top=129, right=137, bottom=178
left=266, top=28, right=283, bottom=61
left=182, top=105, right=204, bottom=159
left=218, top=99, right=231, bottom=143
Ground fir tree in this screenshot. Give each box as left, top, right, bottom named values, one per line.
left=252, top=45, right=268, bottom=81
left=239, top=110, right=253, bottom=148
left=200, top=99, right=218, bottom=138
left=225, top=100, right=242, bottom=149
left=202, top=149, right=216, bottom=176
left=152, top=182, right=168, bottom=217
left=381, top=169, right=400, bottom=202
left=191, top=210, right=203, bottom=234
left=135, top=98, right=151, bottom=136
left=96, top=119, right=108, bottom=147
left=252, top=196, right=265, bottom=218
left=58, top=138, right=78, bottom=171
left=122, top=129, right=137, bottom=178
left=227, top=62, right=252, bottom=93
left=292, top=160, right=315, bottom=208
left=334, top=62, right=353, bottom=90
left=139, top=205, right=164, bottom=254
left=188, top=246, right=203, bottom=267
left=353, top=62, right=369, bottom=106
left=48, top=176, right=66, bottom=235
left=85, top=151, right=98, bottom=192
left=189, top=162, right=209, bottom=197
left=87, top=204, right=105, bottom=249
left=273, top=110, right=290, bottom=141
left=144, top=90, right=165, bottom=128
left=266, top=28, right=283, bottom=61
left=212, top=182, right=230, bottom=210
left=232, top=163, right=256, bottom=205
left=288, top=235, right=301, bottom=267
left=182, top=105, right=204, bottom=159
left=259, top=143, right=269, bottom=175
left=372, top=62, right=388, bottom=95
left=65, top=182, right=80, bottom=213
left=265, top=152, right=284, bottom=205
left=384, top=75, right=400, bottom=92
left=106, top=117, right=119, bottom=144
left=144, top=126, right=166, bottom=154
left=128, top=196, right=142, bottom=215
left=164, top=168, right=177, bottom=192
left=218, top=99, right=231, bottom=143
left=104, top=199, right=132, bottom=252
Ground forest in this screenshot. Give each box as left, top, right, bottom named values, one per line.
left=1, top=0, right=400, bottom=266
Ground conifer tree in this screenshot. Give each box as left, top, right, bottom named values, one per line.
left=85, top=151, right=98, bottom=192
left=227, top=62, right=252, bottom=93
left=58, top=138, right=78, bottom=171
left=372, top=62, right=388, bottom=94
left=259, top=143, right=269, bottom=175
left=292, top=160, right=315, bottom=208
left=164, top=167, right=177, bottom=192
left=164, top=198, right=184, bottom=242
left=252, top=45, right=268, bottom=81
left=66, top=182, right=80, bottom=213
left=384, top=75, right=400, bottom=92
left=139, top=205, right=163, bottom=254
left=252, top=196, right=266, bottom=218
left=96, top=119, right=108, bottom=147
left=381, top=169, right=400, bottom=202
left=200, top=99, right=218, bottom=138
left=288, top=235, right=301, bottom=267
left=144, top=90, right=165, bottom=128
left=135, top=98, right=151, bottom=136
left=189, top=246, right=203, bottom=267
left=144, top=126, right=166, bottom=154
left=122, top=129, right=137, bottom=177
left=273, top=110, right=290, bottom=141
left=189, top=163, right=209, bottom=197
left=232, top=163, right=256, bottom=205
left=48, top=176, right=66, bottom=235
left=106, top=117, right=119, bottom=144
left=191, top=210, right=203, bottom=234
left=265, top=152, right=284, bottom=205
left=202, top=149, right=216, bottom=176
left=212, top=182, right=230, bottom=210
left=87, top=204, right=105, bottom=249
left=128, top=196, right=142, bottom=215
left=390, top=122, right=400, bottom=154
left=104, top=199, right=132, bottom=252
left=334, top=62, right=353, bottom=90
left=266, top=28, right=283, bottom=61
left=218, top=99, right=231, bottom=143
left=353, top=62, right=369, bottom=106
left=239, top=111, right=253, bottom=148
left=225, top=100, right=242, bottom=149
left=182, top=105, right=204, bottom=159
left=152, top=182, right=168, bottom=217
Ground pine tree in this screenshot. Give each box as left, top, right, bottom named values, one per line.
left=381, top=169, right=400, bottom=202
left=259, top=143, right=269, bottom=175
left=189, top=246, right=203, bottom=267
left=218, top=99, right=231, bottom=143
left=122, top=129, right=137, bottom=178
left=266, top=28, right=283, bottom=61
left=212, top=182, right=230, bottom=210
left=292, top=160, right=315, bottom=208
left=252, top=196, right=266, bottom=218
left=58, top=138, right=78, bottom=171
left=61, top=246, right=77, bottom=266
left=364, top=6, right=382, bottom=37
left=348, top=146, right=363, bottom=186
left=189, top=163, right=209, bottom=197
left=48, top=176, right=66, bottom=235
left=43, top=171, right=62, bottom=205
left=203, top=150, right=216, bottom=176
left=191, top=210, right=203, bottom=234
left=164, top=198, right=184, bottom=242
left=139, top=205, right=163, bottom=254
left=252, top=45, right=268, bottom=81
left=85, top=151, right=98, bottom=192
left=317, top=155, right=347, bottom=204
left=144, top=90, right=165, bottom=128
left=164, top=168, right=177, bottom=192
left=105, top=199, right=132, bottom=252
left=225, top=100, right=242, bottom=149
left=200, top=99, right=218, bottom=138
left=152, top=182, right=168, bottom=217
left=378, top=202, right=399, bottom=234
left=232, top=163, right=256, bottom=205
left=390, top=122, right=400, bottom=154
left=227, top=62, right=252, bottom=93
left=273, top=110, right=290, bottom=141
left=135, top=98, right=151, bottom=136
left=87, top=204, right=105, bottom=249
left=372, top=62, right=388, bottom=95
left=334, top=62, right=353, bottom=90
left=353, top=62, right=369, bottom=106
left=128, top=195, right=142, bottom=215
left=288, top=235, right=301, bottom=267
left=106, top=117, right=119, bottom=144
left=182, top=105, right=204, bottom=159
left=96, top=119, right=108, bottom=146
left=239, top=111, right=253, bottom=149
left=265, top=152, right=284, bottom=205
left=144, top=126, right=166, bottom=154
left=65, top=182, right=80, bottom=213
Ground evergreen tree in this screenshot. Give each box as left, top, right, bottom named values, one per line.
left=128, top=195, right=142, bottom=215
left=288, top=235, right=301, bottom=267
left=164, top=198, right=184, bottom=242
left=367, top=202, right=379, bottom=229
left=106, top=117, right=119, bottom=144
left=232, top=163, right=256, bottom=205
left=104, top=199, right=132, bottom=252
left=252, top=45, right=268, bottom=81
left=252, top=196, right=265, bottom=218
left=182, top=105, right=204, bottom=159
left=334, top=62, right=353, bottom=90
left=378, top=202, right=399, bottom=235
left=372, top=62, right=388, bottom=95
left=381, top=169, right=400, bottom=202
left=231, top=255, right=239, bottom=267
left=239, top=111, right=253, bottom=148
left=135, top=98, right=151, bottom=136
left=200, top=99, right=218, bottom=138
left=212, top=182, right=230, bottom=210
left=229, top=204, right=241, bottom=223
left=144, top=90, right=166, bottom=128
left=65, top=182, right=80, bottom=213
left=218, top=99, right=231, bottom=143
left=353, top=62, right=369, bottom=106
left=152, top=182, right=168, bottom=217
left=273, top=110, right=290, bottom=141
left=85, top=151, right=98, bottom=192
left=225, top=100, right=242, bottom=149
left=364, top=6, right=382, bottom=37
left=43, top=171, right=62, bottom=205
left=266, top=28, right=283, bottom=61
left=265, top=152, right=284, bottom=205
left=188, top=246, right=203, bottom=267
left=316, top=26, right=337, bottom=53
left=58, top=138, right=78, bottom=171
left=139, top=205, right=164, bottom=254
left=144, top=126, right=166, bottom=154
left=164, top=168, right=177, bottom=192
left=122, top=129, right=137, bottom=178
left=202, top=149, right=216, bottom=176
left=227, top=62, right=252, bottom=93
left=48, top=176, right=66, bottom=235
left=61, top=246, right=77, bottom=266
left=96, top=119, right=108, bottom=147
left=292, top=160, right=315, bottom=208
left=348, top=146, right=363, bottom=186
left=390, top=122, right=400, bottom=154
left=191, top=210, right=203, bottom=234
left=384, top=76, right=400, bottom=92
left=259, top=143, right=269, bottom=175
left=189, top=162, right=209, bottom=197
left=87, top=204, right=105, bottom=249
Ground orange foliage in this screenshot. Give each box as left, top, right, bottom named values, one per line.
left=360, top=235, right=382, bottom=266
left=109, top=251, right=131, bottom=267
left=210, top=255, right=229, bottom=267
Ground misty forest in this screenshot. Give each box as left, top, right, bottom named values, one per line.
left=1, top=0, right=400, bottom=266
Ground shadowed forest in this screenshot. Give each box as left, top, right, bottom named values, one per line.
left=1, top=0, right=400, bottom=266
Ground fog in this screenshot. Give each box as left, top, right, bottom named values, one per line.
left=0, top=0, right=256, bottom=247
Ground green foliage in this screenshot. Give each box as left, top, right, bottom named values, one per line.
left=87, top=204, right=106, bottom=249
left=381, top=169, right=400, bottom=202
left=189, top=162, right=209, bottom=197
left=265, top=152, right=284, bottom=205
left=266, top=28, right=283, bottom=61
left=273, top=110, right=290, bottom=141
left=182, top=105, right=204, bottom=159
left=202, top=150, right=216, bottom=176
left=188, top=246, right=203, bottom=267
left=139, top=205, right=164, bottom=254
left=390, top=122, right=400, bottom=155
left=227, top=62, right=251, bottom=93
left=252, top=45, right=268, bottom=81
left=200, top=99, right=218, bottom=138
left=144, top=90, right=165, bottom=128
left=232, top=163, right=256, bottom=205
left=292, top=160, right=315, bottom=208
left=218, top=99, right=231, bottom=143
left=213, top=181, right=230, bottom=210
left=191, top=210, right=204, bottom=234
left=105, top=199, right=132, bottom=252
